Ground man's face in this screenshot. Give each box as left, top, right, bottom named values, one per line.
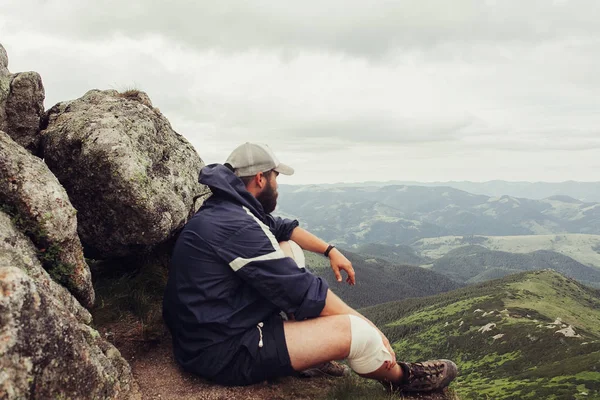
left=257, top=171, right=279, bottom=214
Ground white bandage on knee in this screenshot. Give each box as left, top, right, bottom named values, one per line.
left=347, top=315, right=393, bottom=374
left=284, top=240, right=306, bottom=269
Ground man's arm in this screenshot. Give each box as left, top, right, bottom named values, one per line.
left=216, top=218, right=329, bottom=320
left=290, top=227, right=356, bottom=285
left=321, top=289, right=397, bottom=368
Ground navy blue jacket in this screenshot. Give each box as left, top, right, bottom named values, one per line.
left=163, top=164, right=329, bottom=376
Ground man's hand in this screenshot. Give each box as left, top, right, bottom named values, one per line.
left=329, top=248, right=355, bottom=285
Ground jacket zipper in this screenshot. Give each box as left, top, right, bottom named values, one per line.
left=257, top=322, right=264, bottom=348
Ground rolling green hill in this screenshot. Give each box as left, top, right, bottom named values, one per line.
left=361, top=270, right=600, bottom=399
left=355, top=243, right=430, bottom=265
left=413, top=234, right=600, bottom=269
left=304, top=249, right=462, bottom=308
left=430, top=245, right=600, bottom=288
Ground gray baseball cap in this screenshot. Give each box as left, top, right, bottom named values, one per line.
left=225, top=143, right=294, bottom=177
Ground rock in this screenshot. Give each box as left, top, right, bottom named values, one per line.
left=0, top=266, right=137, bottom=399
left=0, top=131, right=94, bottom=308
left=0, top=44, right=45, bottom=154
left=0, top=43, right=8, bottom=76
left=0, top=210, right=90, bottom=323
left=4, top=72, right=45, bottom=153
left=478, top=323, right=496, bottom=333
left=555, top=325, right=581, bottom=338
left=42, top=89, right=206, bottom=258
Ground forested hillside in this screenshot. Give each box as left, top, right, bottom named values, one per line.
left=276, top=185, right=600, bottom=246
left=304, top=249, right=461, bottom=308
left=355, top=243, right=430, bottom=265
left=362, top=270, right=600, bottom=399
left=430, top=245, right=600, bottom=288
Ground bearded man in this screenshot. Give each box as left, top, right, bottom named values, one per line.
left=163, top=143, right=457, bottom=392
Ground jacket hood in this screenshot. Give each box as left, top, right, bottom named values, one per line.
left=198, top=164, right=266, bottom=219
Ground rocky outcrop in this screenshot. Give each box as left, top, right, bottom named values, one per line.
left=1, top=211, right=137, bottom=398
left=0, top=131, right=94, bottom=307
left=0, top=211, right=90, bottom=324
left=0, top=44, right=45, bottom=154
left=42, top=89, right=206, bottom=258
left=0, top=266, right=136, bottom=399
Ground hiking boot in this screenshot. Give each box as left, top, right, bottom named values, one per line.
left=393, top=359, right=458, bottom=392
left=299, top=361, right=350, bottom=378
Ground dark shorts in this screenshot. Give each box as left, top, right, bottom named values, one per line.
left=208, top=315, right=296, bottom=386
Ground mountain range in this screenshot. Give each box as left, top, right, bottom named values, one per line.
left=307, top=180, right=600, bottom=203
left=276, top=185, right=600, bottom=247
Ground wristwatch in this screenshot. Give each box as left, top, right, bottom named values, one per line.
left=324, top=244, right=336, bottom=257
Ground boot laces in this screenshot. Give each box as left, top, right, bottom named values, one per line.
left=408, top=361, right=445, bottom=384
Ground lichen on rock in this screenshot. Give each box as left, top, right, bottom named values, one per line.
left=0, top=130, right=94, bottom=308
left=0, top=44, right=45, bottom=154
left=42, top=89, right=206, bottom=259
left=0, top=210, right=90, bottom=323
left=0, top=43, right=8, bottom=76
left=0, top=266, right=138, bottom=399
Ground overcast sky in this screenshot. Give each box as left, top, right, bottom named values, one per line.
left=2, top=0, right=599, bottom=184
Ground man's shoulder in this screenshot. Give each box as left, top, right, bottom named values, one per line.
left=187, top=200, right=255, bottom=233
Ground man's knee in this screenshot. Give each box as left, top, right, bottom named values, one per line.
left=347, top=315, right=393, bottom=374
left=279, top=240, right=305, bottom=268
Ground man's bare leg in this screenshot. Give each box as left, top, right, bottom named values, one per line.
left=283, top=316, right=403, bottom=383
left=279, top=240, right=401, bottom=383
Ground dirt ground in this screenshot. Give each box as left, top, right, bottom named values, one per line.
left=99, top=320, right=341, bottom=400
left=98, top=319, right=457, bottom=400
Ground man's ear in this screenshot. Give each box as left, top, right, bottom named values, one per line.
left=255, top=172, right=265, bottom=189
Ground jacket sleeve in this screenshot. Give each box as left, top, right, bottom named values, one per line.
left=215, top=215, right=327, bottom=320
left=267, top=215, right=299, bottom=242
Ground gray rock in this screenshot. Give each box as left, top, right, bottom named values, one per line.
left=0, top=210, right=91, bottom=323
left=0, top=43, right=45, bottom=153
left=0, top=43, right=8, bottom=76
left=0, top=266, right=137, bottom=399
left=3, top=72, right=45, bottom=153
left=0, top=131, right=94, bottom=308
left=42, top=89, right=206, bottom=258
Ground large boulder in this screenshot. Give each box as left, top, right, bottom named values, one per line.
left=0, top=266, right=137, bottom=399
left=0, top=131, right=94, bottom=308
left=0, top=43, right=45, bottom=154
left=42, top=89, right=206, bottom=258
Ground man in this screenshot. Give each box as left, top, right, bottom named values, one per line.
left=163, top=143, right=457, bottom=391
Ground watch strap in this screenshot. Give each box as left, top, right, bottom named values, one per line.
left=324, top=244, right=335, bottom=257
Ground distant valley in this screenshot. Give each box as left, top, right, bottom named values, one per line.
left=303, top=249, right=461, bottom=308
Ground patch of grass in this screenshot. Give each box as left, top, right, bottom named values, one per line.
left=117, top=88, right=154, bottom=109
left=91, top=251, right=169, bottom=340
left=324, top=375, right=398, bottom=400
left=386, top=296, right=493, bottom=327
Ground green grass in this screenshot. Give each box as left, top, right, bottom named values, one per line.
left=322, top=374, right=459, bottom=400
left=90, top=252, right=169, bottom=339
left=361, top=270, right=600, bottom=400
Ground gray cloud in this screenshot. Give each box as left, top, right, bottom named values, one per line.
left=4, top=0, right=600, bottom=56
left=1, top=0, right=599, bottom=182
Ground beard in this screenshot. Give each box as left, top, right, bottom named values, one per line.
left=256, top=181, right=278, bottom=214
